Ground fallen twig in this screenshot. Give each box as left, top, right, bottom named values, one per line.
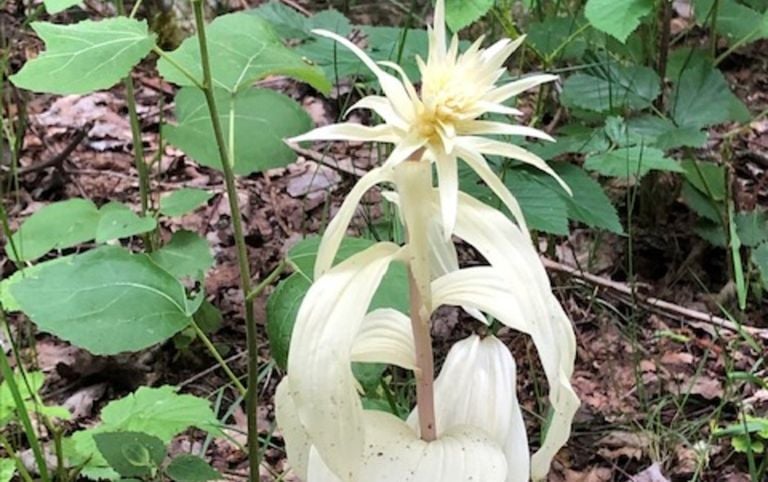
left=542, top=257, right=768, bottom=340
left=3, top=124, right=91, bottom=177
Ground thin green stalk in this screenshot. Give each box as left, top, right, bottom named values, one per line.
left=191, top=320, right=247, bottom=396
left=709, top=0, right=720, bottom=59
left=246, top=260, right=286, bottom=301
left=0, top=322, right=49, bottom=482
left=152, top=47, right=205, bottom=90
left=0, top=434, right=34, bottom=482
left=189, top=2, right=259, bottom=479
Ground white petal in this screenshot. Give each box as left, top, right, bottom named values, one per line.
left=308, top=410, right=508, bottom=482
left=486, top=74, right=559, bottom=105
left=288, top=243, right=403, bottom=481
left=315, top=166, right=394, bottom=278
left=351, top=308, right=416, bottom=371
left=290, top=122, right=400, bottom=144
left=377, top=60, right=421, bottom=105
left=345, top=96, right=409, bottom=131
left=275, top=378, right=311, bottom=480
left=460, top=136, right=572, bottom=195
left=381, top=136, right=427, bottom=168
left=455, top=146, right=528, bottom=231
left=434, top=152, right=459, bottom=239
left=482, top=36, right=526, bottom=66
left=461, top=120, right=555, bottom=142
left=475, top=101, right=524, bottom=117
left=408, top=335, right=529, bottom=482
left=312, top=29, right=415, bottom=122
left=431, top=0, right=447, bottom=59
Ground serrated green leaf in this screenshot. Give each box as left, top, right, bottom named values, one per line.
left=444, top=0, right=494, bottom=31
left=12, top=246, right=193, bottom=355
left=6, top=199, right=100, bottom=262
left=157, top=12, right=329, bottom=93
left=527, top=17, right=590, bottom=60
left=683, top=182, right=723, bottom=224
left=753, top=243, right=768, bottom=290
left=150, top=230, right=214, bottom=279
left=682, top=159, right=726, bottom=201
left=159, top=188, right=213, bottom=217
left=503, top=169, right=570, bottom=235
left=553, top=163, right=623, bottom=233
left=585, top=146, right=683, bottom=178
left=43, top=0, right=81, bottom=13
left=10, top=18, right=155, bottom=95
left=694, top=0, right=768, bottom=43
left=584, top=0, right=654, bottom=42
left=96, top=203, right=156, bottom=243
left=736, top=210, right=768, bottom=247
left=0, top=459, right=14, bottom=482
left=67, top=386, right=219, bottom=480
left=164, top=87, right=310, bottom=175
left=605, top=115, right=706, bottom=149
left=561, top=64, right=660, bottom=112
left=166, top=455, right=221, bottom=482
left=94, top=432, right=165, bottom=478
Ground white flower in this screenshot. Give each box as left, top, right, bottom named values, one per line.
left=290, top=0, right=570, bottom=250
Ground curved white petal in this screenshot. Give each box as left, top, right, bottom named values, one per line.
left=308, top=411, right=508, bottom=482
left=312, top=29, right=415, bottom=122
left=455, top=146, right=528, bottom=231
left=351, top=308, right=416, bottom=370
left=315, top=166, right=394, bottom=278
left=434, top=152, right=459, bottom=239
left=288, top=243, right=403, bottom=481
left=482, top=36, right=526, bottom=66
left=485, top=74, right=559, bottom=105
left=408, top=335, right=529, bottom=482
left=345, top=96, right=409, bottom=131
left=382, top=136, right=427, bottom=168
left=289, top=122, right=400, bottom=144
left=377, top=60, right=421, bottom=105
left=475, top=101, right=524, bottom=117
left=459, top=136, right=572, bottom=195
left=430, top=0, right=447, bottom=60
left=275, top=379, right=311, bottom=480
left=461, top=120, right=555, bottom=142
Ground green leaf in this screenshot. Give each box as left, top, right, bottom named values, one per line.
left=12, top=246, right=194, bottom=355
left=731, top=434, right=765, bottom=453
left=736, top=211, right=768, bottom=247
left=682, top=160, right=726, bottom=201
left=43, top=0, right=81, bottom=13
left=0, top=256, right=72, bottom=312
left=694, top=0, right=768, bottom=43
left=249, top=0, right=312, bottom=40
left=527, top=17, right=590, bottom=60
left=10, top=18, right=155, bottom=95
left=150, top=231, right=214, bottom=279
left=584, top=0, right=654, bottom=42
left=267, top=237, right=409, bottom=370
left=585, top=146, right=684, bottom=178
left=561, top=64, right=660, bottom=112
left=165, top=455, right=221, bottom=482
left=164, top=87, right=310, bottom=175
left=159, top=188, right=213, bottom=217
left=66, top=386, right=219, bottom=480
left=157, top=12, right=329, bottom=93
left=622, top=116, right=708, bottom=149
left=6, top=199, right=101, bottom=262
left=0, top=459, right=14, bottom=482
left=752, top=243, right=768, bottom=290
left=94, top=432, right=165, bottom=478
left=503, top=169, right=570, bottom=235
left=670, top=54, right=750, bottom=128
left=444, top=0, right=494, bottom=31
left=683, top=182, right=723, bottom=224
left=96, top=203, right=156, bottom=243
left=553, top=163, right=624, bottom=233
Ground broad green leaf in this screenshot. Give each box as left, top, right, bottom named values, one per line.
left=584, top=0, right=654, bottom=42
left=681, top=160, right=726, bottom=201
left=527, top=17, right=590, bottom=60
left=694, top=0, right=768, bottom=43
left=736, top=211, right=768, bottom=247
left=683, top=182, right=723, bottom=223
left=267, top=237, right=409, bottom=370
left=670, top=54, right=750, bottom=128
left=7, top=199, right=101, bottom=262
left=94, top=432, right=165, bottom=478
left=10, top=18, right=155, bottom=95
left=157, top=12, right=329, bottom=93
left=66, top=386, right=219, bottom=480
left=249, top=0, right=312, bottom=39
left=164, top=87, right=310, bottom=175
left=12, top=246, right=194, bottom=355
left=561, top=64, right=660, bottom=112
left=0, top=256, right=72, bottom=311
left=732, top=434, right=764, bottom=453
left=149, top=230, right=213, bottom=279
left=753, top=243, right=768, bottom=290
left=159, top=188, right=213, bottom=217
left=0, top=459, right=13, bottom=482
left=623, top=116, right=708, bottom=149
left=504, top=169, right=570, bottom=235
left=0, top=371, right=69, bottom=428
left=584, top=146, right=684, bottom=178
left=553, top=163, right=623, bottom=233
left=96, top=203, right=156, bottom=243
left=165, top=455, right=221, bottom=482
left=43, top=0, right=81, bottom=13
left=526, top=126, right=609, bottom=159
left=444, top=0, right=495, bottom=31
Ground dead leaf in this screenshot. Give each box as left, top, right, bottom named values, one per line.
left=564, top=467, right=612, bottom=482
left=630, top=463, right=670, bottom=482
left=597, top=431, right=651, bottom=460
left=62, top=383, right=106, bottom=419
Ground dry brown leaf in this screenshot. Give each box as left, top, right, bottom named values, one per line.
left=630, top=463, right=670, bottom=482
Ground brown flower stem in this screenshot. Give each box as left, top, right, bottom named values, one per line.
left=409, top=268, right=437, bottom=441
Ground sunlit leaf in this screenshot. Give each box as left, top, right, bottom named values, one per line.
left=585, top=0, right=654, bottom=42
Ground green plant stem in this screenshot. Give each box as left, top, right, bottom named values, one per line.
left=152, top=47, right=205, bottom=90
left=0, top=434, right=34, bottom=482
left=189, top=2, right=260, bottom=479
left=191, top=320, right=247, bottom=396
left=710, top=0, right=720, bottom=59
left=245, top=260, right=286, bottom=301
left=0, top=321, right=49, bottom=482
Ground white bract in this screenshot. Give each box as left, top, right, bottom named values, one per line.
left=278, top=1, right=579, bottom=481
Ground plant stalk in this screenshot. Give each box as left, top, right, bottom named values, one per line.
left=408, top=268, right=437, bottom=441
left=189, top=1, right=260, bottom=479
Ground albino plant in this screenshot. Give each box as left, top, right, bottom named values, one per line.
left=277, top=1, right=579, bottom=480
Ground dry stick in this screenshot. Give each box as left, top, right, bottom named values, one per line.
left=2, top=124, right=90, bottom=177
left=541, top=257, right=768, bottom=340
